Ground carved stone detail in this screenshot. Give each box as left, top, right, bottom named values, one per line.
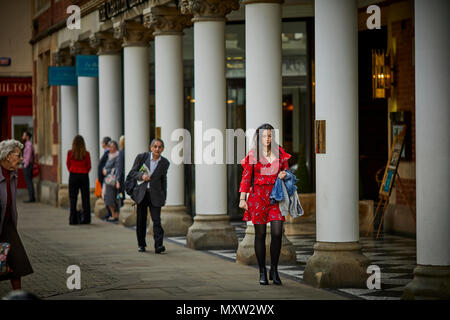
left=90, top=31, right=122, bottom=55
left=70, top=40, right=96, bottom=56
left=180, top=0, right=240, bottom=20
left=113, top=20, right=154, bottom=47
left=143, top=6, right=193, bottom=35
left=53, top=49, right=73, bottom=66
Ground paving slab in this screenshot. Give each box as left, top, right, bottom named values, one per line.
left=0, top=199, right=347, bottom=300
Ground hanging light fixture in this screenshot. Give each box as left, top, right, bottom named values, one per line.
left=372, top=49, right=391, bottom=99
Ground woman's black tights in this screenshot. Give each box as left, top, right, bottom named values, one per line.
left=254, top=221, right=283, bottom=271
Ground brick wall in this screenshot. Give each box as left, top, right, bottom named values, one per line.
left=34, top=0, right=72, bottom=36
left=392, top=18, right=416, bottom=161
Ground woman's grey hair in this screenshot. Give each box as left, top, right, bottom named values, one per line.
left=0, top=139, right=24, bottom=160
left=108, top=140, right=119, bottom=150
left=150, top=138, right=164, bottom=148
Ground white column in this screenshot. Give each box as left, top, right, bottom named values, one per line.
left=303, top=0, right=369, bottom=288
left=403, top=0, right=450, bottom=300
left=77, top=76, right=99, bottom=188
left=185, top=0, right=239, bottom=250
left=155, top=34, right=184, bottom=206
left=60, top=85, right=78, bottom=185
left=99, top=54, right=122, bottom=143
left=245, top=2, right=282, bottom=140
left=414, top=0, right=450, bottom=268
left=123, top=46, right=150, bottom=176
left=315, top=0, right=359, bottom=242
left=235, top=0, right=296, bottom=266
left=194, top=20, right=227, bottom=216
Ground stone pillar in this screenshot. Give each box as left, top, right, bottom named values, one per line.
left=403, top=0, right=450, bottom=300
left=90, top=31, right=123, bottom=143
left=70, top=40, right=99, bottom=189
left=303, top=0, right=370, bottom=288
left=114, top=21, right=153, bottom=225
left=181, top=0, right=239, bottom=250
left=143, top=6, right=193, bottom=236
left=54, top=49, right=78, bottom=208
left=90, top=32, right=123, bottom=218
left=236, top=0, right=296, bottom=265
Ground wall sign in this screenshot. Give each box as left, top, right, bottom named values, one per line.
left=76, top=55, right=99, bottom=77
left=0, top=57, right=11, bottom=66
left=49, top=66, right=77, bottom=86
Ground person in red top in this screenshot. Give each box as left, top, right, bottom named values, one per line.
left=239, top=123, right=291, bottom=286
left=66, top=135, right=91, bottom=225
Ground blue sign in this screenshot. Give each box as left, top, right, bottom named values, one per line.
left=76, top=55, right=99, bottom=77
left=383, top=169, right=394, bottom=193
left=0, top=57, right=11, bottom=66
left=49, top=66, right=77, bottom=86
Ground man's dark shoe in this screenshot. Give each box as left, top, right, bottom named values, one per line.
left=155, top=246, right=166, bottom=254
left=23, top=199, right=35, bottom=203
left=138, top=246, right=146, bottom=252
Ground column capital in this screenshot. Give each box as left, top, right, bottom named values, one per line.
left=241, top=0, right=283, bottom=4
left=53, top=48, right=73, bottom=66
left=90, top=31, right=122, bottom=55
left=70, top=40, right=96, bottom=56
left=113, top=20, right=154, bottom=47
left=143, top=6, right=193, bottom=35
left=180, top=0, right=240, bottom=21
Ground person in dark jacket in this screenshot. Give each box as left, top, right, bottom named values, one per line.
left=98, top=137, right=112, bottom=219
left=66, top=135, right=91, bottom=225
left=127, top=138, right=169, bottom=253
left=0, top=139, right=33, bottom=290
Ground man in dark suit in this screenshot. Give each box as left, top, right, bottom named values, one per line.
left=128, top=138, right=170, bottom=253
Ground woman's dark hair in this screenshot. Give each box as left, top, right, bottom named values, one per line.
left=72, top=135, right=86, bottom=161
left=251, top=123, right=280, bottom=163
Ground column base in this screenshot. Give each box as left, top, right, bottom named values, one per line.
left=118, top=199, right=137, bottom=227
left=94, top=198, right=108, bottom=219
left=236, top=224, right=297, bottom=265
left=303, top=242, right=370, bottom=288
left=186, top=214, right=238, bottom=250
left=148, top=205, right=193, bottom=237
left=402, top=265, right=450, bottom=300
left=57, top=185, right=69, bottom=208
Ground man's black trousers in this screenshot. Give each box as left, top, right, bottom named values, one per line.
left=136, top=191, right=164, bottom=249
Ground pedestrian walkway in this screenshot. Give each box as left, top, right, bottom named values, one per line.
left=169, top=223, right=416, bottom=300
left=0, top=199, right=346, bottom=300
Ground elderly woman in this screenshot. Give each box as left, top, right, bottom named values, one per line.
left=0, top=139, right=34, bottom=289
left=102, top=140, right=120, bottom=222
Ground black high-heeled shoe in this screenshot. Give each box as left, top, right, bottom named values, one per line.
left=259, top=268, right=269, bottom=285
left=269, top=268, right=282, bottom=285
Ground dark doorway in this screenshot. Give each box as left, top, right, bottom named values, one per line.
left=358, top=27, right=389, bottom=201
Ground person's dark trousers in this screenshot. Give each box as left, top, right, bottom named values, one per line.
left=68, top=173, right=91, bottom=224
left=23, top=163, right=35, bottom=201
left=136, top=191, right=164, bottom=249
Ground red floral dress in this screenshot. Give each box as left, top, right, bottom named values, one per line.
left=239, top=147, right=291, bottom=224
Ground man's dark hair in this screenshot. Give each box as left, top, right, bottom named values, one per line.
left=150, top=138, right=164, bottom=148
left=102, top=136, right=111, bottom=145
left=24, top=131, right=32, bottom=139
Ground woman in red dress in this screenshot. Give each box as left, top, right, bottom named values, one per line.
left=239, top=123, right=291, bottom=285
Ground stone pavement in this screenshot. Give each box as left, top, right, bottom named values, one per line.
left=0, top=198, right=347, bottom=300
